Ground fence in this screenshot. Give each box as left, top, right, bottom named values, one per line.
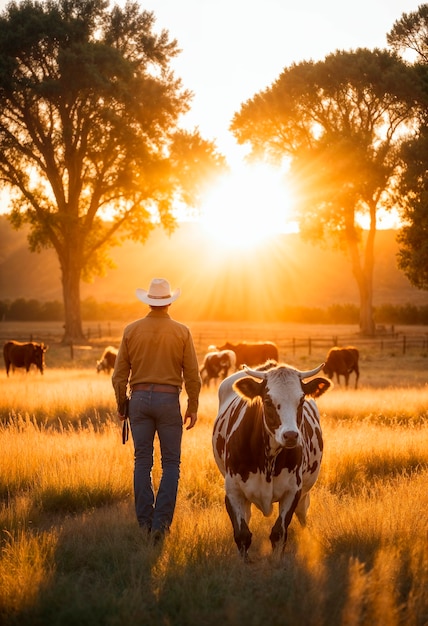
left=1, top=321, right=427, bottom=362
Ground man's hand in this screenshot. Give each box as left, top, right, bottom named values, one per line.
left=184, top=412, right=197, bottom=430
left=117, top=411, right=126, bottom=422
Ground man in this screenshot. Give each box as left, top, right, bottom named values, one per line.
left=112, top=278, right=201, bottom=544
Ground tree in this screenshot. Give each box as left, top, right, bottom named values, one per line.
left=0, top=0, right=226, bottom=343
left=387, top=5, right=428, bottom=290
left=230, top=48, right=418, bottom=335
left=387, top=3, right=428, bottom=62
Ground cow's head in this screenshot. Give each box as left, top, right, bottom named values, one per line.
left=233, top=363, right=331, bottom=449
left=34, top=343, right=48, bottom=373
left=96, top=358, right=106, bottom=373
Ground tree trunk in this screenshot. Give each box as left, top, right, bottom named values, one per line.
left=345, top=209, right=376, bottom=336
left=60, top=259, right=87, bottom=345
left=357, top=275, right=375, bottom=336
left=360, top=209, right=376, bottom=336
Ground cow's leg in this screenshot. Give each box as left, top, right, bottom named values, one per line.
left=199, top=367, right=207, bottom=386
left=354, top=366, right=359, bottom=389
left=344, top=372, right=349, bottom=387
left=225, top=494, right=252, bottom=559
left=294, top=492, right=310, bottom=526
left=270, top=491, right=300, bottom=551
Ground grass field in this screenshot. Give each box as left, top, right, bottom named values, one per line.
left=1, top=322, right=428, bottom=625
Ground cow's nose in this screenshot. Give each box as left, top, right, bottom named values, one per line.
left=283, top=430, right=299, bottom=448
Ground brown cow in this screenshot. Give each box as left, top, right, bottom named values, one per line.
left=323, top=346, right=360, bottom=388
left=96, top=346, right=118, bottom=374
left=3, top=340, right=48, bottom=376
left=216, top=341, right=279, bottom=368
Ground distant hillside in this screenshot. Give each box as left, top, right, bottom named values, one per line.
left=1, top=216, right=427, bottom=321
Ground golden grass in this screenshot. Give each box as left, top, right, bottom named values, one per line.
left=0, top=368, right=116, bottom=425
left=1, top=369, right=428, bottom=624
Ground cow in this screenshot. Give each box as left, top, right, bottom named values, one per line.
left=96, top=346, right=118, bottom=374
left=212, top=360, right=331, bottom=559
left=323, top=346, right=360, bottom=389
left=199, top=349, right=237, bottom=387
left=3, top=340, right=48, bottom=376
left=216, top=341, right=279, bottom=368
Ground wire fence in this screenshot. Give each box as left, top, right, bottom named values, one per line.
left=1, top=321, right=428, bottom=363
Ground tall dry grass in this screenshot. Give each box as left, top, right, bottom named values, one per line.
left=0, top=367, right=428, bottom=625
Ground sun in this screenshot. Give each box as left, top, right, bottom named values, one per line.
left=200, top=163, right=297, bottom=249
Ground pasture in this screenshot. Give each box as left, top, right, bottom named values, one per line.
left=1, top=322, right=428, bottom=625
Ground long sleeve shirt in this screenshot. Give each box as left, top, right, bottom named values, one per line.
left=112, top=308, right=201, bottom=414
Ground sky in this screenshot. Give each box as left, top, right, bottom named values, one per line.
left=144, top=0, right=423, bottom=162
left=141, top=0, right=424, bottom=236
left=0, top=0, right=424, bottom=237
left=0, top=0, right=423, bottom=170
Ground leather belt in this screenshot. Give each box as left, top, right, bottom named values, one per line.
left=132, top=383, right=180, bottom=394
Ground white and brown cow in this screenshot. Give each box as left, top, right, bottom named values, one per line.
left=199, top=349, right=236, bottom=387
left=96, top=346, right=118, bottom=374
left=212, top=360, right=331, bottom=559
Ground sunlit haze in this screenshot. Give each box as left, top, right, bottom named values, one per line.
left=199, top=164, right=298, bottom=249
left=143, top=0, right=421, bottom=233
left=0, top=0, right=422, bottom=245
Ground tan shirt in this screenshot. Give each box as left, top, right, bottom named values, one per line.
left=112, top=309, right=201, bottom=414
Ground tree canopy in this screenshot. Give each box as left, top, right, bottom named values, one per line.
left=230, top=48, right=419, bottom=334
left=0, top=0, right=226, bottom=342
left=387, top=4, right=428, bottom=291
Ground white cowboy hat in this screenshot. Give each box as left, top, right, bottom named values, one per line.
left=136, top=278, right=181, bottom=306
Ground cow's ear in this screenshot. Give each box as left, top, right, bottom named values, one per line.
left=233, top=377, right=264, bottom=400
left=302, top=377, right=332, bottom=398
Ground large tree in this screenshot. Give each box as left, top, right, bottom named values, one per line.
left=230, top=48, right=418, bottom=335
left=387, top=5, right=428, bottom=290
left=0, top=0, right=226, bottom=343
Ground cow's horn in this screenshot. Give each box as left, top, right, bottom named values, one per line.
left=242, top=365, right=267, bottom=379
left=298, top=363, right=325, bottom=379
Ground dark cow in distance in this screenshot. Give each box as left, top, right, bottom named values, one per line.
left=216, top=341, right=279, bottom=368
left=323, top=346, right=360, bottom=389
left=212, top=360, right=331, bottom=559
left=96, top=346, right=118, bottom=374
left=3, top=340, right=48, bottom=376
left=199, top=349, right=236, bottom=387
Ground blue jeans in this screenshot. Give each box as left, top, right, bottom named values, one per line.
left=129, top=389, right=183, bottom=533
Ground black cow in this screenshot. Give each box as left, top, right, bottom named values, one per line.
left=216, top=341, right=279, bottom=368
left=323, top=346, right=360, bottom=388
left=3, top=340, right=48, bottom=376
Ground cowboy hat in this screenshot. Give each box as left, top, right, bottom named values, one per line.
left=136, top=278, right=180, bottom=306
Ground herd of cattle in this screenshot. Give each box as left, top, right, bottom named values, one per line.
left=2, top=339, right=360, bottom=390
left=2, top=337, right=360, bottom=556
